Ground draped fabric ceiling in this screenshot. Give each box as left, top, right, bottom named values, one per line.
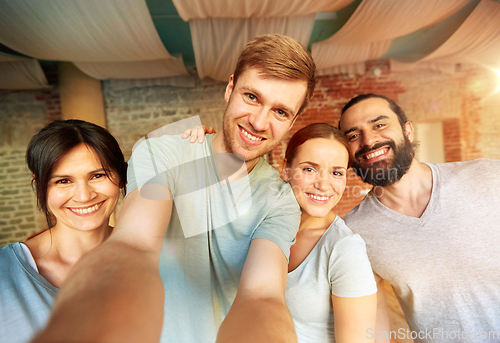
left=0, top=0, right=500, bottom=90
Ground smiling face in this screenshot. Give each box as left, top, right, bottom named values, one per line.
left=221, top=68, right=307, bottom=166
left=46, top=144, right=120, bottom=233
left=285, top=138, right=349, bottom=218
left=339, top=97, right=415, bottom=187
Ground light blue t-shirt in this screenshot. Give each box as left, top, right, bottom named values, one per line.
left=0, top=242, right=58, bottom=343
left=286, top=216, right=377, bottom=343
left=127, top=134, right=301, bottom=343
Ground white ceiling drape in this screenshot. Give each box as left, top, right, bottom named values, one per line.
left=422, top=0, right=500, bottom=68
left=0, top=53, right=49, bottom=89
left=0, top=0, right=187, bottom=79
left=312, top=0, right=470, bottom=73
left=1, top=0, right=500, bottom=89
left=172, top=0, right=354, bottom=19
left=391, top=0, right=500, bottom=71
left=74, top=58, right=188, bottom=80
left=190, top=16, right=316, bottom=82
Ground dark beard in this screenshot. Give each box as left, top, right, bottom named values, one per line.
left=352, top=135, right=414, bottom=187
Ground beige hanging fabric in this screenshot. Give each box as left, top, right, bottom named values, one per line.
left=421, top=0, right=500, bottom=68
left=390, top=0, right=500, bottom=72
left=172, top=0, right=354, bottom=19
left=0, top=0, right=187, bottom=79
left=312, top=0, right=470, bottom=73
left=0, top=53, right=49, bottom=90
left=74, top=58, right=188, bottom=80
left=190, top=15, right=316, bottom=82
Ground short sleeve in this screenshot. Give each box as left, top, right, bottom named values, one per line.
left=328, top=234, right=377, bottom=297
left=251, top=185, right=301, bottom=260
left=126, top=136, right=180, bottom=197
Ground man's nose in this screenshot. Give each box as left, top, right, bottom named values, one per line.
left=361, top=131, right=378, bottom=148
left=248, top=107, right=270, bottom=132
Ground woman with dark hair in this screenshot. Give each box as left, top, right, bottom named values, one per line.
left=0, top=119, right=127, bottom=343
left=184, top=123, right=377, bottom=342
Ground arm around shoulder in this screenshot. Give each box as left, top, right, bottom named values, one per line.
left=32, top=187, right=172, bottom=343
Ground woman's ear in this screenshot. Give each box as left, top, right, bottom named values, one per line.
left=282, top=159, right=290, bottom=181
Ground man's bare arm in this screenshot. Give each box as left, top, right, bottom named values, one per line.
left=217, top=238, right=296, bottom=343
left=33, top=186, right=172, bottom=343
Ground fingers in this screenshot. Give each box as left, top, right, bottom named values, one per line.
left=197, top=126, right=206, bottom=143
left=181, top=129, right=193, bottom=139
left=182, top=125, right=216, bottom=143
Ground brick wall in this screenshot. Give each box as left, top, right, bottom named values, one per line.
left=104, top=79, right=227, bottom=159
left=1, top=61, right=499, bottom=246
left=0, top=88, right=61, bottom=247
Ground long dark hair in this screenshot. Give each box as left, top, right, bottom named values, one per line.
left=26, top=119, right=127, bottom=227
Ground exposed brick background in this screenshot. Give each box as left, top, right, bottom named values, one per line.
left=1, top=61, right=500, bottom=247
left=0, top=88, right=61, bottom=247
left=104, top=79, right=226, bottom=159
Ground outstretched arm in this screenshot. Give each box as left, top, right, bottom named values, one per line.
left=32, top=186, right=172, bottom=343
left=332, top=292, right=377, bottom=343
left=217, top=238, right=296, bottom=343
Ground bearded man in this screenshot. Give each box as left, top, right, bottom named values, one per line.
left=339, top=94, right=500, bottom=343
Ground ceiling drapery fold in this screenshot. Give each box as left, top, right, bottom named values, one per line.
left=190, top=15, right=316, bottom=82
left=311, top=0, right=472, bottom=74
left=0, top=0, right=187, bottom=82
left=0, top=52, right=49, bottom=89
left=1, top=0, right=500, bottom=89
left=171, top=0, right=354, bottom=20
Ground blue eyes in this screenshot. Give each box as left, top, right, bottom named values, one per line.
left=244, top=93, right=289, bottom=118
left=277, top=109, right=287, bottom=117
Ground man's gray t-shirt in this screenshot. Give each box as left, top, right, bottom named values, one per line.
left=127, top=134, right=301, bottom=343
left=286, top=216, right=377, bottom=343
left=344, top=159, right=500, bottom=343
left=0, top=243, right=58, bottom=343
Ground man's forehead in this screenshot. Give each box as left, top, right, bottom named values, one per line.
left=340, top=98, right=396, bottom=130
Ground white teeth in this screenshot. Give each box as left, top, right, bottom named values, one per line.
left=70, top=203, right=100, bottom=215
left=241, top=128, right=263, bottom=141
left=366, top=149, right=386, bottom=159
left=307, top=194, right=329, bottom=201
